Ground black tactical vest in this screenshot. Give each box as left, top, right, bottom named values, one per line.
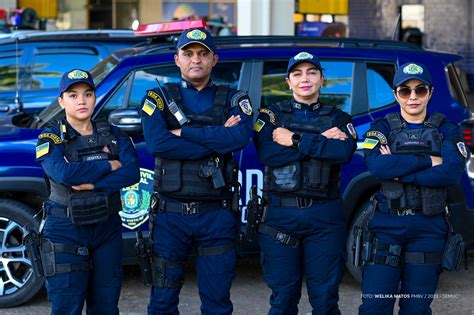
left=265, top=101, right=346, bottom=200
left=48, top=119, right=122, bottom=224
left=154, top=83, right=238, bottom=202
left=381, top=112, right=447, bottom=215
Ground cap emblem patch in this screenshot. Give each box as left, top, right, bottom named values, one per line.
left=403, top=64, right=423, bottom=75
left=186, top=29, right=206, bottom=40
left=67, top=70, right=89, bottom=79
left=294, top=52, right=313, bottom=61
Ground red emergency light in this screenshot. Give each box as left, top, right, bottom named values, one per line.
left=134, top=19, right=207, bottom=36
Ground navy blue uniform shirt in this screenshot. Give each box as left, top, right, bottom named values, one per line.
left=37, top=122, right=140, bottom=193
left=363, top=116, right=467, bottom=187
left=141, top=79, right=253, bottom=160
left=254, top=99, right=357, bottom=167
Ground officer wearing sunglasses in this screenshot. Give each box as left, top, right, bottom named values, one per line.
left=359, top=62, right=468, bottom=314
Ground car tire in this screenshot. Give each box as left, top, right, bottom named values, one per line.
left=0, top=198, right=44, bottom=307
left=345, top=197, right=376, bottom=283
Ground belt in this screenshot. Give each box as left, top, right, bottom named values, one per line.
left=271, top=196, right=323, bottom=209
left=376, top=203, right=422, bottom=216
left=158, top=199, right=228, bottom=215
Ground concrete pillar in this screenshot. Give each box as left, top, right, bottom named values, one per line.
left=237, top=0, right=294, bottom=35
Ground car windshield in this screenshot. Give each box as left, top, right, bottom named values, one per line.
left=34, top=54, right=121, bottom=128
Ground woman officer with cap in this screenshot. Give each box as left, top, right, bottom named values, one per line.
left=35, top=69, right=140, bottom=314
left=253, top=52, right=357, bottom=314
left=359, top=62, right=468, bottom=314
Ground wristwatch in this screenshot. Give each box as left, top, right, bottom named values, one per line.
left=291, top=133, right=302, bottom=147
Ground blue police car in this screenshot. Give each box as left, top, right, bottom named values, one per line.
left=0, top=21, right=473, bottom=307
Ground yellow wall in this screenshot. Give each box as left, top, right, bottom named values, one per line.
left=19, top=0, right=58, bottom=18
left=299, top=0, right=348, bottom=15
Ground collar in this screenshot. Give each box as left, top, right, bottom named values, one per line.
left=180, top=78, right=214, bottom=89
left=291, top=98, right=321, bottom=111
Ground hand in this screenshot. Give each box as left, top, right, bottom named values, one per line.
left=272, top=127, right=293, bottom=147
left=321, top=127, right=348, bottom=141
left=170, top=129, right=182, bottom=136
left=379, top=145, right=392, bottom=155
left=224, top=115, right=241, bottom=127
left=71, top=183, right=95, bottom=191
left=430, top=156, right=443, bottom=166
left=109, top=160, right=122, bottom=171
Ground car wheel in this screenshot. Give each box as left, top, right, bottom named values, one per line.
left=0, top=199, right=44, bottom=307
left=345, top=197, right=376, bottom=283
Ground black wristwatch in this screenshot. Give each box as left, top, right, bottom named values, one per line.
left=291, top=133, right=302, bottom=147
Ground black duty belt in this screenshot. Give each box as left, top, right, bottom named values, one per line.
left=271, top=196, right=323, bottom=209
left=158, top=199, right=228, bottom=215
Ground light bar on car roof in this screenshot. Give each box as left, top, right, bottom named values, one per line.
left=134, top=19, right=207, bottom=36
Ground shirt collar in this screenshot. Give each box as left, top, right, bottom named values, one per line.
left=291, top=98, right=321, bottom=111
left=180, top=78, right=214, bottom=90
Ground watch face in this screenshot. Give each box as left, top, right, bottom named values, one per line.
left=292, top=133, right=301, bottom=141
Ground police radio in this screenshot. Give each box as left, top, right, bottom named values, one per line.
left=58, top=119, right=69, bottom=143
left=155, top=79, right=189, bottom=126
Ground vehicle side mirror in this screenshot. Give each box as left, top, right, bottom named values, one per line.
left=108, top=109, right=142, bottom=135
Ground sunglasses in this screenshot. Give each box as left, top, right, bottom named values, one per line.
left=396, top=86, right=430, bottom=99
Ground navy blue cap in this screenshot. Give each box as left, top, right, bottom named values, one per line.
left=393, top=62, right=432, bottom=88
left=287, top=52, right=322, bottom=77
left=177, top=28, right=216, bottom=53
left=59, top=69, right=95, bottom=95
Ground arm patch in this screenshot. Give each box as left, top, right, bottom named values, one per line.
left=260, top=108, right=276, bottom=124
left=231, top=91, right=253, bottom=115
left=366, top=131, right=387, bottom=144
left=38, top=132, right=62, bottom=144
left=142, top=90, right=164, bottom=116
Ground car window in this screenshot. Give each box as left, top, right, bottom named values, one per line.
left=0, top=53, right=22, bottom=91
left=32, top=48, right=101, bottom=90
left=99, top=62, right=242, bottom=114
left=366, top=63, right=396, bottom=110
left=446, top=63, right=471, bottom=111
left=260, top=61, right=353, bottom=113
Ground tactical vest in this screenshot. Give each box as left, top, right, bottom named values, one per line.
left=154, top=83, right=237, bottom=202
left=381, top=112, right=447, bottom=215
left=48, top=119, right=122, bottom=225
left=264, top=101, right=345, bottom=199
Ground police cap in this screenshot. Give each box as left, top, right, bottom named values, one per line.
left=393, top=62, right=432, bottom=88
left=59, top=69, right=95, bottom=96
left=177, top=28, right=216, bottom=53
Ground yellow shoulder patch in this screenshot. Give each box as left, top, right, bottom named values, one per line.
left=36, top=142, right=50, bottom=159
left=260, top=108, right=276, bottom=124
left=361, top=138, right=379, bottom=150
left=142, top=99, right=157, bottom=116
left=147, top=91, right=164, bottom=111
left=253, top=119, right=265, bottom=132
left=38, top=133, right=62, bottom=144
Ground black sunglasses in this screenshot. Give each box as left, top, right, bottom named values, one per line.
left=396, top=85, right=430, bottom=99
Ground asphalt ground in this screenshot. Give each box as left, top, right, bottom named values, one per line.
left=1, top=252, right=473, bottom=315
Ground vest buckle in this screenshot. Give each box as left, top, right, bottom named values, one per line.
left=397, top=208, right=415, bottom=216
left=182, top=202, right=199, bottom=215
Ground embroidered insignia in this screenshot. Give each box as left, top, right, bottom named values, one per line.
left=142, top=99, right=157, bottom=116
left=403, top=63, right=423, bottom=75
left=260, top=108, right=276, bottom=124
left=38, top=133, right=62, bottom=144
left=362, top=138, right=379, bottom=150
left=239, top=98, right=252, bottom=116
left=147, top=91, right=164, bottom=111
left=366, top=131, right=387, bottom=144
left=253, top=119, right=265, bottom=132
left=187, top=29, right=207, bottom=40
left=36, top=142, right=50, bottom=159
left=67, top=70, right=88, bottom=79
left=457, top=142, right=468, bottom=158
left=346, top=123, right=358, bottom=139
left=293, top=52, right=313, bottom=60
left=103, top=145, right=110, bottom=153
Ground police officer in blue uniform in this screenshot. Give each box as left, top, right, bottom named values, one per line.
left=359, top=63, right=468, bottom=314
left=140, top=28, right=253, bottom=314
left=253, top=52, right=357, bottom=315
left=36, top=69, right=140, bottom=314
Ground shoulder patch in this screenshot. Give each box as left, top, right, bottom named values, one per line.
left=366, top=131, right=387, bottom=144
left=36, top=142, right=50, bottom=159
left=38, top=132, right=62, bottom=144
left=253, top=119, right=265, bottom=132
left=260, top=108, right=276, bottom=124
left=147, top=91, right=164, bottom=109
left=346, top=123, right=358, bottom=139
left=362, top=138, right=379, bottom=150
left=231, top=91, right=249, bottom=107
left=457, top=142, right=468, bottom=158
left=239, top=98, right=252, bottom=115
